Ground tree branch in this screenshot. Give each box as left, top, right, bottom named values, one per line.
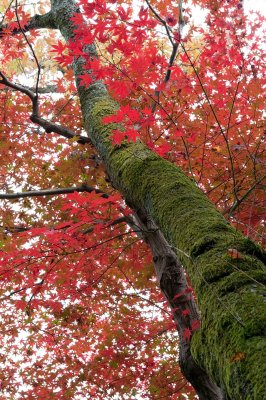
left=14, top=0, right=41, bottom=94
left=19, top=84, right=58, bottom=94
left=180, top=43, right=239, bottom=202
left=145, top=0, right=182, bottom=113
left=0, top=184, right=109, bottom=200
left=0, top=11, right=57, bottom=37
left=0, top=71, right=91, bottom=144
left=228, top=174, right=266, bottom=217
left=0, top=225, right=30, bottom=234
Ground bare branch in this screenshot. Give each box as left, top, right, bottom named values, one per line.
left=29, top=114, right=91, bottom=144
left=0, top=184, right=109, bottom=200
left=0, top=225, right=29, bottom=234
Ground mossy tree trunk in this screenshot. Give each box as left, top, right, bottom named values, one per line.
left=85, top=98, right=266, bottom=400
left=28, top=1, right=266, bottom=399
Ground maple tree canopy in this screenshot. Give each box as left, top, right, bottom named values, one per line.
left=0, top=0, right=265, bottom=399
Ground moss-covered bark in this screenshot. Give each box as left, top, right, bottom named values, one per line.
left=81, top=86, right=266, bottom=400
left=90, top=95, right=266, bottom=395
left=50, top=1, right=266, bottom=398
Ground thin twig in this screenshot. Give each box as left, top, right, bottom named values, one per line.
left=226, top=80, right=240, bottom=139
left=15, top=0, right=41, bottom=94
left=228, top=174, right=266, bottom=217
left=145, top=0, right=185, bottom=113
left=181, top=43, right=239, bottom=201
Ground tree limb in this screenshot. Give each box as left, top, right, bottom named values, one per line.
left=0, top=184, right=109, bottom=200
left=0, top=11, right=57, bottom=37
left=0, top=71, right=91, bottom=144
left=0, top=225, right=30, bottom=233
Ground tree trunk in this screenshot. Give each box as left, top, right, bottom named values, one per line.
left=40, top=1, right=266, bottom=399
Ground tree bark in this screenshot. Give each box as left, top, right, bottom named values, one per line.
left=132, top=212, right=225, bottom=399
left=28, top=1, right=266, bottom=399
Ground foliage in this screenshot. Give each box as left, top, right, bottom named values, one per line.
left=0, top=0, right=265, bottom=398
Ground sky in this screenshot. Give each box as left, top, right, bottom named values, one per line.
left=245, top=0, right=266, bottom=15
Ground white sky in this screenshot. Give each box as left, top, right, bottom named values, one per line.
left=245, top=0, right=266, bottom=15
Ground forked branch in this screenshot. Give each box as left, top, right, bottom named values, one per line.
left=0, top=72, right=91, bottom=144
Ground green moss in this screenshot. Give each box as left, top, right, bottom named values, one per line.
left=191, top=283, right=266, bottom=399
